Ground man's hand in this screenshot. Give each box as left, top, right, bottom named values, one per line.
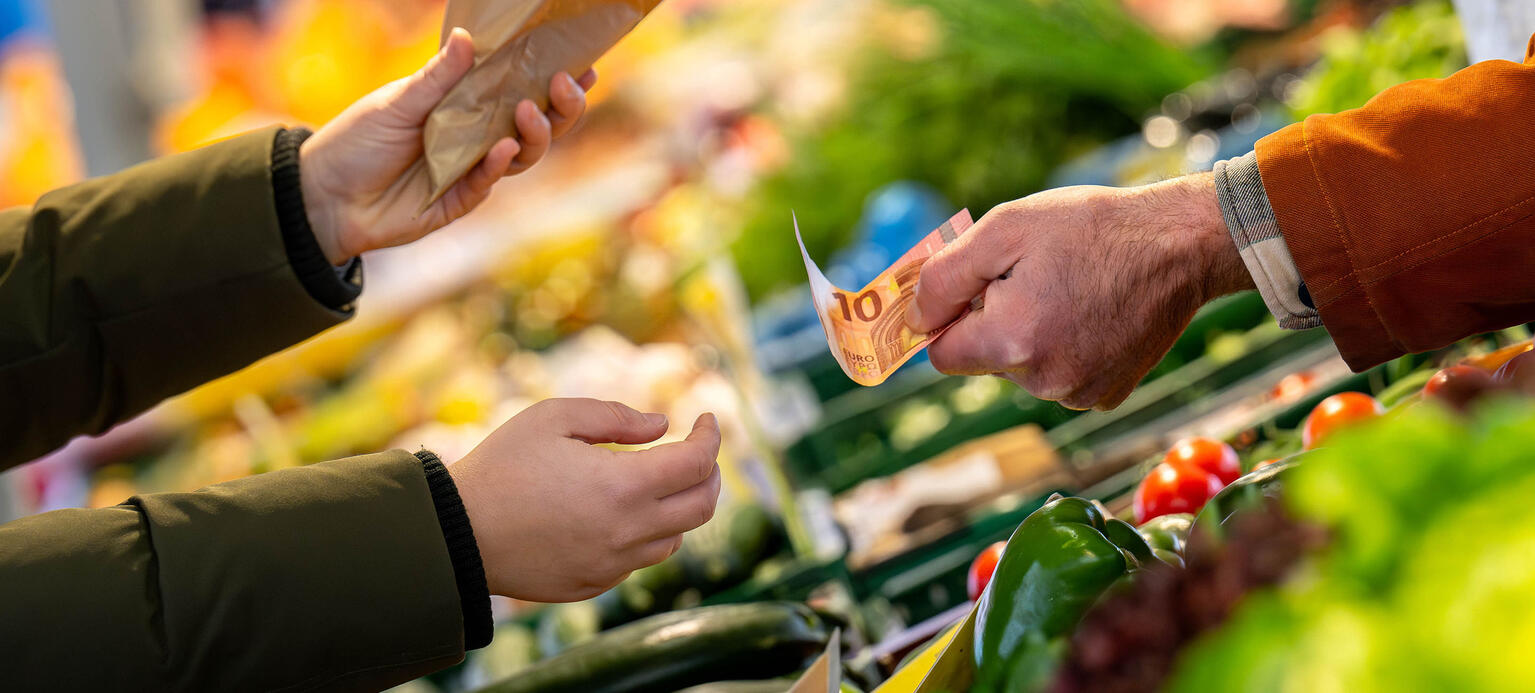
left=448, top=399, right=723, bottom=602
left=298, top=28, right=596, bottom=265
left=908, top=173, right=1254, bottom=411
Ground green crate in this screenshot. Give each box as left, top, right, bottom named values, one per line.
left=849, top=491, right=1063, bottom=627
left=700, top=555, right=853, bottom=607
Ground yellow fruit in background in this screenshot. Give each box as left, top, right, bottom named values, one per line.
left=267, top=0, right=394, bottom=123
left=379, top=18, right=441, bottom=87
left=158, top=81, right=261, bottom=152
left=89, top=476, right=140, bottom=510
left=0, top=45, right=83, bottom=207
left=590, top=0, right=686, bottom=106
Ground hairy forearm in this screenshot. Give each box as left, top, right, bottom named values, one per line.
left=1134, top=171, right=1254, bottom=303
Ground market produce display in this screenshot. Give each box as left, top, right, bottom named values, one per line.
left=1423, top=350, right=1535, bottom=411
left=1135, top=513, right=1193, bottom=569
left=965, top=542, right=1005, bottom=602
left=479, top=603, right=831, bottom=693
left=1161, top=438, right=1239, bottom=486
left=1132, top=462, right=1221, bottom=525
left=1300, top=391, right=1384, bottom=449
left=874, top=331, right=1535, bottom=692
left=1052, top=500, right=1322, bottom=692
left=972, top=497, right=1163, bottom=682
left=1195, top=455, right=1296, bottom=529
left=4, top=1, right=1513, bottom=692
left=1171, top=400, right=1535, bottom=691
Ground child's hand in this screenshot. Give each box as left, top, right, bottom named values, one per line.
left=448, top=399, right=723, bottom=602
left=298, top=28, right=596, bottom=266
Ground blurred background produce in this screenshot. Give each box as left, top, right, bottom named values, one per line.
left=4, top=0, right=1521, bottom=690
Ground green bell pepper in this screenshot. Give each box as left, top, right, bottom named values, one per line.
left=1137, top=513, right=1194, bottom=556
left=1102, top=517, right=1157, bottom=567
left=1197, top=455, right=1302, bottom=530
left=1151, top=547, right=1185, bottom=569
left=973, top=496, right=1144, bottom=674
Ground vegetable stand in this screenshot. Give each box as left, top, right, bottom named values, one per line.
left=6, top=1, right=1506, bottom=692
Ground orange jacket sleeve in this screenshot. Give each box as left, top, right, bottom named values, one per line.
left=1253, top=35, right=1535, bottom=369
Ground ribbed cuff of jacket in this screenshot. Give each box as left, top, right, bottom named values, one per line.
left=1213, top=150, right=1322, bottom=330
left=416, top=450, right=493, bottom=650
left=270, top=127, right=363, bottom=312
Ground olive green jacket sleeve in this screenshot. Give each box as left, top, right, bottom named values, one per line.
left=0, top=130, right=483, bottom=689
left=0, top=127, right=346, bottom=468
left=0, top=451, right=469, bottom=691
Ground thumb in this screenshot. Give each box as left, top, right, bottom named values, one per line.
left=537, top=398, right=669, bottom=445
left=388, top=27, right=476, bottom=123
left=907, top=213, right=1021, bottom=333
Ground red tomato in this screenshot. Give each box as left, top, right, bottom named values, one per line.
left=1164, top=437, right=1241, bottom=486
left=1302, top=392, right=1384, bottom=449
left=1422, top=364, right=1498, bottom=411
left=1424, top=365, right=1494, bottom=396
left=966, top=541, right=1006, bottom=601
left=1134, top=462, right=1223, bottom=524
left=1268, top=372, right=1317, bottom=403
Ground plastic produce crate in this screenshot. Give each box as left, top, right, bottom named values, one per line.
left=848, top=491, right=1062, bottom=628
left=701, top=555, right=854, bottom=607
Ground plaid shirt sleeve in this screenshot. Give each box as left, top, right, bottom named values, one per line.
left=1213, top=150, right=1322, bottom=330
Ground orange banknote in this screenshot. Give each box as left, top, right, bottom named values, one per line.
left=795, top=210, right=974, bottom=386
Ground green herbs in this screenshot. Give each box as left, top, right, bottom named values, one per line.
left=1287, top=0, right=1466, bottom=118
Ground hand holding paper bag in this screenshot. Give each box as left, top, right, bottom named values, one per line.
left=299, top=28, right=592, bottom=264
left=422, top=0, right=666, bottom=207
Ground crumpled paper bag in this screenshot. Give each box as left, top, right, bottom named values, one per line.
left=422, top=0, right=664, bottom=207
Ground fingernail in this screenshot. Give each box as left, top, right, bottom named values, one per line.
left=905, top=302, right=923, bottom=332
left=646, top=412, right=668, bottom=428
left=561, top=72, right=580, bottom=92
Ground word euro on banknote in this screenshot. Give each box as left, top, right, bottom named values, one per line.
left=795, top=210, right=974, bottom=386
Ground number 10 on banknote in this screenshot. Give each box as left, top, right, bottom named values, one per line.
left=795, top=210, right=974, bottom=386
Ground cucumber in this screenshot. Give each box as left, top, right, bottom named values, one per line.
left=674, top=681, right=861, bottom=693
left=477, top=602, right=830, bottom=693
left=674, top=681, right=793, bottom=693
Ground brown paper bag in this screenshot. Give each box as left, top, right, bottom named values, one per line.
left=422, top=0, right=664, bottom=207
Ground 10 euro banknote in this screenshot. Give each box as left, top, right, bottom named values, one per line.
left=795, top=210, right=974, bottom=386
